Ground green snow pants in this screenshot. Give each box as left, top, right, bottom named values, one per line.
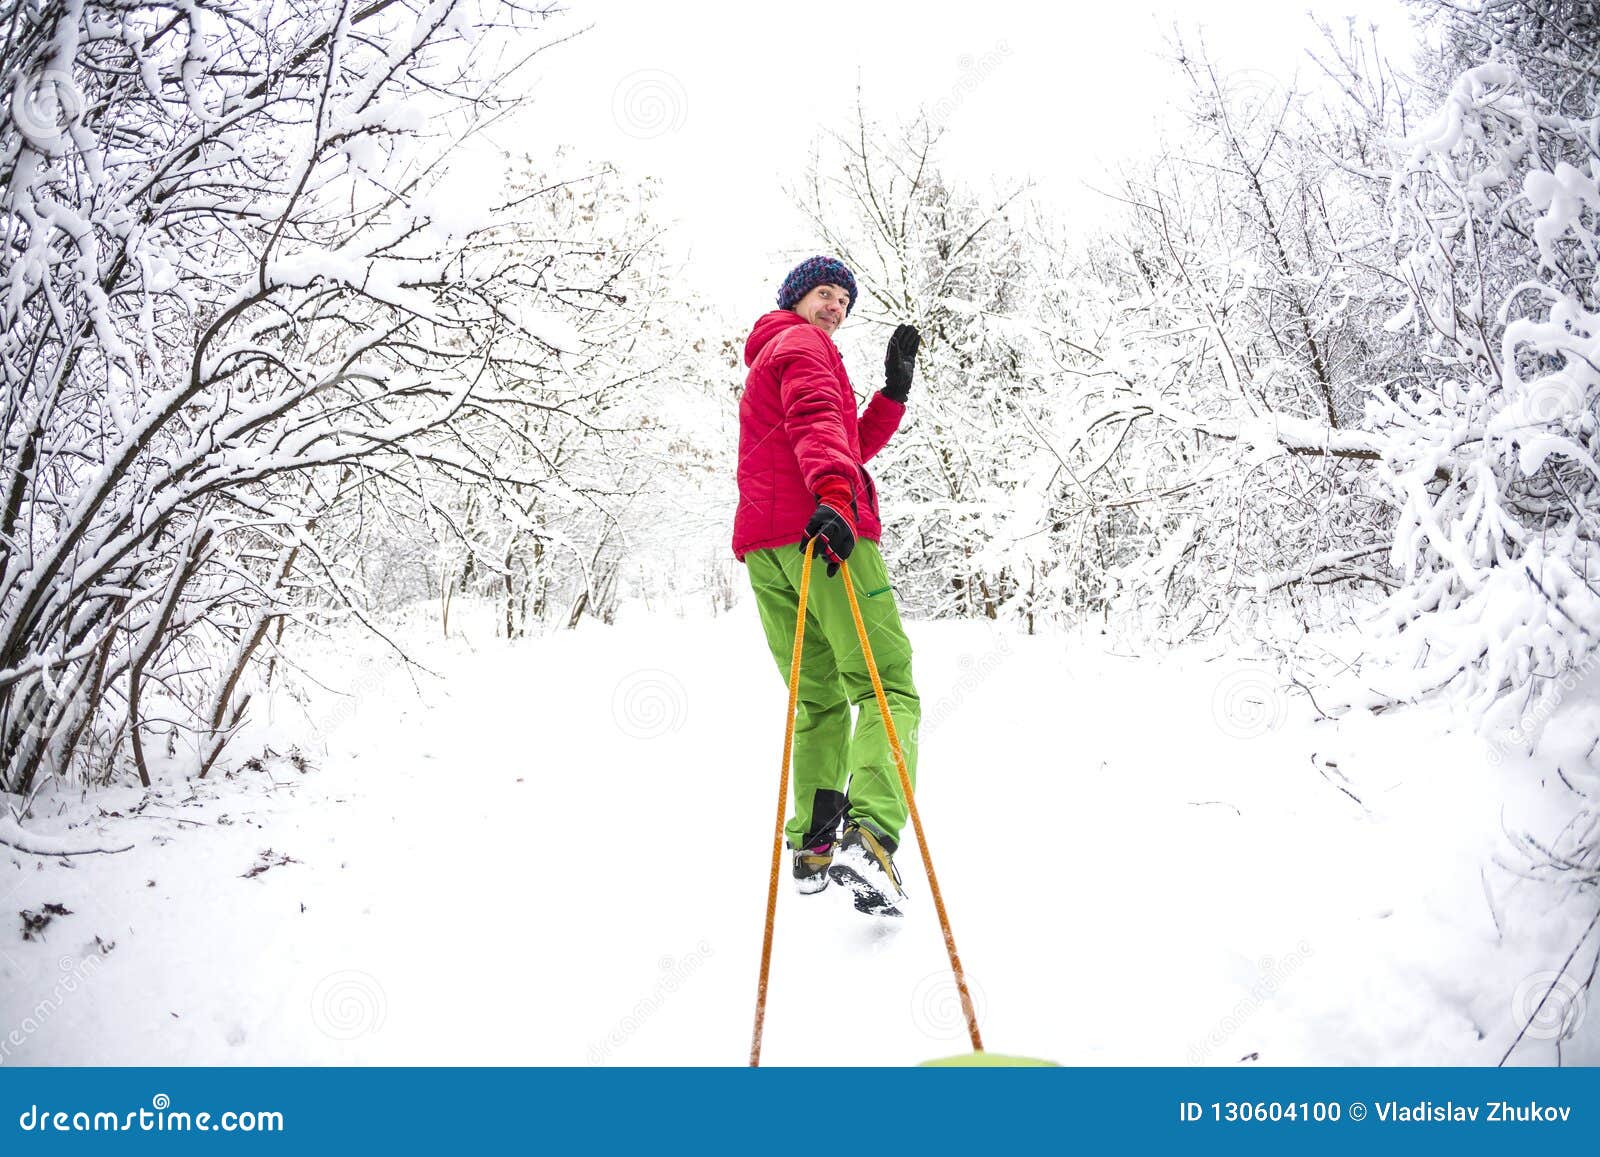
left=745, top=539, right=920, bottom=851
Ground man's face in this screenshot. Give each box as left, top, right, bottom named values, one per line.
left=792, top=283, right=850, bottom=335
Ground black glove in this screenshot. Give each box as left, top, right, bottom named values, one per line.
left=882, top=323, right=920, bottom=403
left=799, top=501, right=856, bottom=578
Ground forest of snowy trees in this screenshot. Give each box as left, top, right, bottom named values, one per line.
left=2, top=0, right=1596, bottom=853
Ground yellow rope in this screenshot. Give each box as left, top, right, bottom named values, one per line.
left=749, top=540, right=816, bottom=1067
left=838, top=556, right=983, bottom=1053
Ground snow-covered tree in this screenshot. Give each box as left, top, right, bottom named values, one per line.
left=983, top=43, right=1411, bottom=641
left=0, top=0, right=596, bottom=792
left=1374, top=0, right=1600, bottom=719
left=388, top=155, right=742, bottom=637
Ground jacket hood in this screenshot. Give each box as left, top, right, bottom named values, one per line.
left=744, top=309, right=814, bottom=368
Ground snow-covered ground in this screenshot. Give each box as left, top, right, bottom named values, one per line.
left=2, top=600, right=1596, bottom=1066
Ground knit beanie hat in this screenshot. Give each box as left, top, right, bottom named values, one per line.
left=776, top=256, right=857, bottom=315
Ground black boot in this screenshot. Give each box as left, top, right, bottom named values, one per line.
left=827, top=821, right=906, bottom=916
left=791, top=788, right=849, bottom=895
left=792, top=844, right=833, bottom=894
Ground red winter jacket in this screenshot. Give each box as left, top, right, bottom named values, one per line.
left=732, top=309, right=905, bottom=561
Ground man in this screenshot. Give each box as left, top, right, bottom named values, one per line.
left=733, top=255, right=922, bottom=916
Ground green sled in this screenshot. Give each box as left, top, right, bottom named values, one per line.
left=920, top=1052, right=1059, bottom=1067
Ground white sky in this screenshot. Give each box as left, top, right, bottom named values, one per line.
left=475, top=0, right=1422, bottom=316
